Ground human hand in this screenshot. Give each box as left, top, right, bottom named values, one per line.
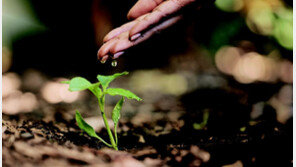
left=97, top=0, right=197, bottom=62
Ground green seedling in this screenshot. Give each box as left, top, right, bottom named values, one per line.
left=193, top=109, right=209, bottom=130
left=62, top=72, right=142, bottom=150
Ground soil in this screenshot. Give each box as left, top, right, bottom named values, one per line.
left=3, top=86, right=292, bottom=167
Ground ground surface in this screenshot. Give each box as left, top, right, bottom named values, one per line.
left=3, top=84, right=292, bottom=167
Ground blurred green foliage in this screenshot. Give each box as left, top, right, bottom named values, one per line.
left=3, top=0, right=46, bottom=48
left=214, top=0, right=292, bottom=50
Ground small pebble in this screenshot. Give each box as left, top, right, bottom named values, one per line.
left=175, top=156, right=182, bottom=162
left=20, top=132, right=34, bottom=139
left=138, top=135, right=145, bottom=143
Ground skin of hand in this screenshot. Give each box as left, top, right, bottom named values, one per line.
left=97, top=0, right=198, bottom=62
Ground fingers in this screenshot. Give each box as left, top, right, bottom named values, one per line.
left=102, top=0, right=194, bottom=44
left=98, top=38, right=118, bottom=59
left=98, top=31, right=134, bottom=60
left=97, top=16, right=182, bottom=61
left=98, top=0, right=194, bottom=61
left=127, top=0, right=164, bottom=20
left=137, top=15, right=182, bottom=42
left=129, top=0, right=194, bottom=39
left=103, top=14, right=149, bottom=43
left=103, top=21, right=136, bottom=43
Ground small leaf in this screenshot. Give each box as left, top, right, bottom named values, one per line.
left=69, top=77, right=92, bottom=92
left=203, top=110, right=209, bottom=124
left=75, top=110, right=100, bottom=139
left=97, top=72, right=129, bottom=90
left=193, top=123, right=205, bottom=130
left=106, top=88, right=142, bottom=101
left=112, top=97, right=124, bottom=125
left=60, top=80, right=70, bottom=84
left=75, top=110, right=112, bottom=147
left=67, top=77, right=102, bottom=97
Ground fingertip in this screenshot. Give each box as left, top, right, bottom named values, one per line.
left=97, top=47, right=104, bottom=59
left=129, top=33, right=141, bottom=41
left=100, top=55, right=109, bottom=63
left=103, top=32, right=115, bottom=43
left=127, top=11, right=137, bottom=20
left=97, top=45, right=108, bottom=60
left=98, top=38, right=119, bottom=59
left=103, top=28, right=119, bottom=42
left=103, top=36, right=110, bottom=43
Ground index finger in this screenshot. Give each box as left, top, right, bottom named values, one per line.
left=127, top=0, right=164, bottom=19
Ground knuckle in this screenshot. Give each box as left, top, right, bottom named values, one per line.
left=153, top=7, right=162, bottom=14
left=142, top=15, right=150, bottom=22
left=153, top=7, right=167, bottom=18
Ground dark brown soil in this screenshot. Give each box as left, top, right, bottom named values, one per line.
left=3, top=87, right=292, bottom=167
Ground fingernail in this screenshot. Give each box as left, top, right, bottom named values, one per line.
left=100, top=59, right=106, bottom=64
left=100, top=55, right=108, bottom=64
left=113, top=51, right=124, bottom=59
left=130, top=33, right=141, bottom=41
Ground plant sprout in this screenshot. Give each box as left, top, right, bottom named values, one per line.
left=62, top=72, right=142, bottom=150
left=193, top=109, right=209, bottom=130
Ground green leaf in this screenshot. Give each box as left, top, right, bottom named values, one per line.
left=106, top=88, right=142, bottom=101
left=75, top=110, right=100, bottom=139
left=97, top=72, right=129, bottom=90
left=193, top=110, right=210, bottom=130
left=75, top=110, right=112, bottom=147
left=88, top=83, right=102, bottom=98
left=203, top=110, right=209, bottom=124
left=66, top=77, right=102, bottom=97
left=112, top=97, right=124, bottom=125
left=69, top=77, right=92, bottom=92
left=193, top=122, right=206, bottom=130
left=60, top=80, right=70, bottom=84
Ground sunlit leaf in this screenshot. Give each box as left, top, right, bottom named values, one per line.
left=215, top=0, right=244, bottom=12
left=97, top=72, right=129, bottom=90
left=106, top=88, right=142, bottom=101
left=112, top=97, right=124, bottom=125
left=273, top=18, right=293, bottom=50
left=60, top=80, right=70, bottom=84
left=65, top=77, right=102, bottom=97
left=69, top=77, right=92, bottom=92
